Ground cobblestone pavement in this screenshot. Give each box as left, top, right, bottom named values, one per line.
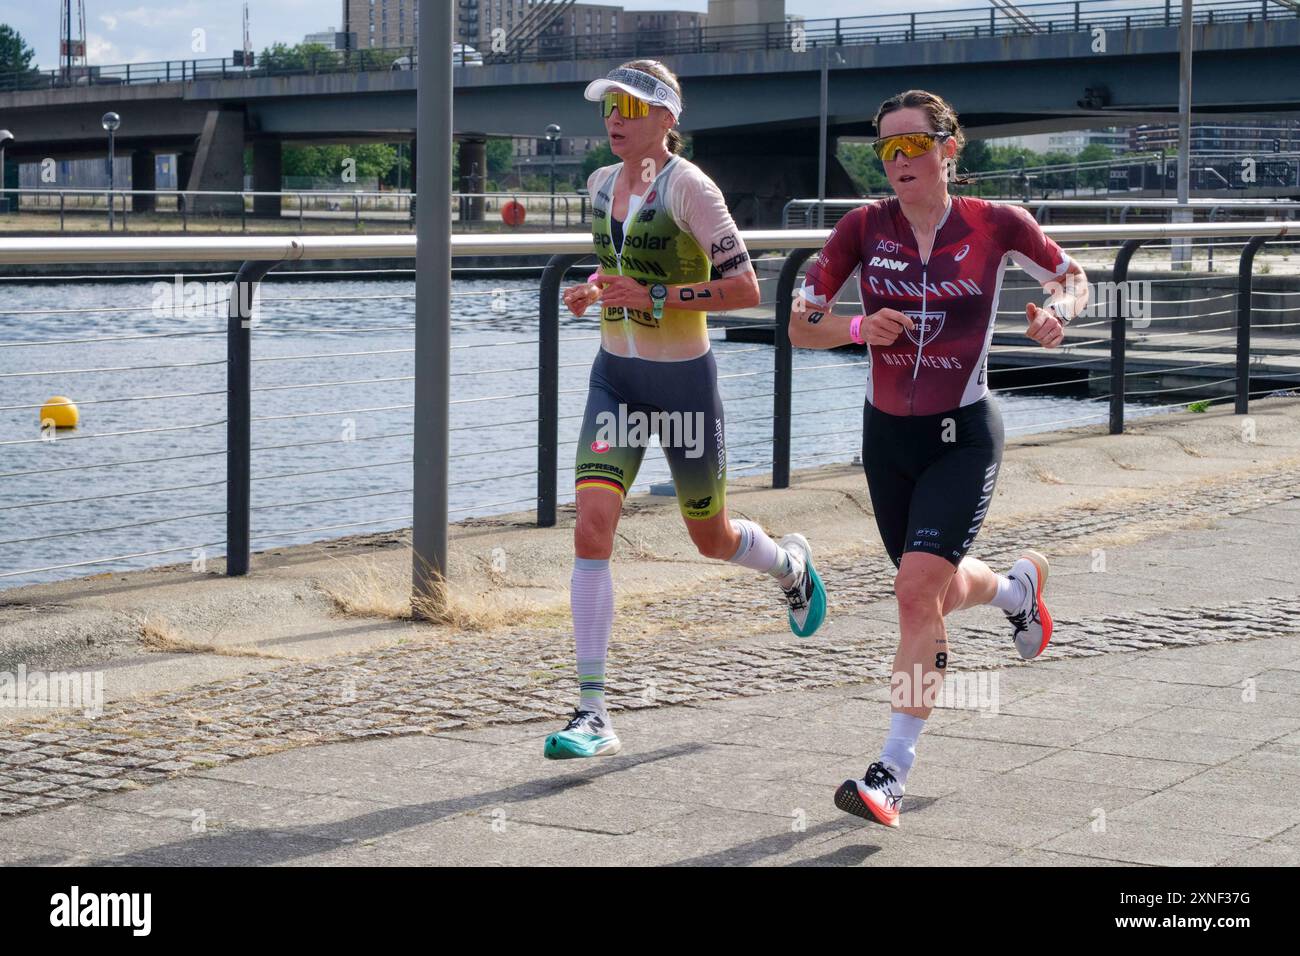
left=1, top=463, right=1298, bottom=821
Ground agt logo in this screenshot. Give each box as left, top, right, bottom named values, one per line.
left=876, top=238, right=902, bottom=254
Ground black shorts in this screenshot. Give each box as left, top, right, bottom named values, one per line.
left=860, top=396, right=1005, bottom=568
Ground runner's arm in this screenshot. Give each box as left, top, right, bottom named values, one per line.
left=666, top=272, right=759, bottom=312
left=1001, top=204, right=1088, bottom=346
left=668, top=165, right=760, bottom=312
left=790, top=208, right=865, bottom=349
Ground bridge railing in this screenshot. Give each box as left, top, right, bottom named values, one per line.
left=0, top=188, right=589, bottom=234
left=784, top=198, right=1300, bottom=229
left=3, top=0, right=1296, bottom=91
left=0, top=221, right=1295, bottom=593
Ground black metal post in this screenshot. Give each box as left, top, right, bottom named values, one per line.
left=1110, top=239, right=1146, bottom=435
left=1237, top=235, right=1269, bottom=414
left=538, top=254, right=585, bottom=527
left=107, top=129, right=115, bottom=232
left=227, top=259, right=279, bottom=576
left=774, top=248, right=815, bottom=488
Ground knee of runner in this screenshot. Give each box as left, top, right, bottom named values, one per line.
left=574, top=510, right=618, bottom=554
left=690, top=531, right=734, bottom=561
left=893, top=573, right=945, bottom=617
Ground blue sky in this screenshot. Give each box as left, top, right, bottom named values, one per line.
left=5, top=1, right=976, bottom=69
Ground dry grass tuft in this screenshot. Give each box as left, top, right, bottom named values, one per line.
left=321, top=554, right=556, bottom=633
left=137, top=614, right=289, bottom=659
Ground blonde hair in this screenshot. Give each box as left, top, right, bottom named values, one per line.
left=622, top=59, right=685, bottom=155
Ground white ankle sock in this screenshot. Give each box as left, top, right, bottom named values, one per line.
left=879, top=712, right=926, bottom=787
left=990, top=573, right=1027, bottom=612
left=728, top=519, right=798, bottom=586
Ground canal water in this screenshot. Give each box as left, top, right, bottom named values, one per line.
left=0, top=275, right=1171, bottom=589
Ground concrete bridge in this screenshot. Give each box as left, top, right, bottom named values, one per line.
left=3, top=14, right=1299, bottom=224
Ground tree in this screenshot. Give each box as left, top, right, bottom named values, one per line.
left=486, top=138, right=515, bottom=179
left=1076, top=142, right=1115, bottom=190
left=282, top=143, right=399, bottom=182
left=582, top=142, right=616, bottom=182
left=959, top=140, right=992, bottom=174
left=1038, top=150, right=1076, bottom=192
left=258, top=41, right=343, bottom=73
left=837, top=142, right=890, bottom=194
left=0, top=23, right=38, bottom=85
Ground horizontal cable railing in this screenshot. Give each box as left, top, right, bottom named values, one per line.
left=0, top=220, right=1295, bottom=590
left=784, top=197, right=1300, bottom=229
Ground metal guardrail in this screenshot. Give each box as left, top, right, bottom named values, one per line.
left=0, top=220, right=1295, bottom=590
left=0, top=188, right=589, bottom=234
left=783, top=197, right=1300, bottom=228
left=3, top=0, right=1295, bottom=91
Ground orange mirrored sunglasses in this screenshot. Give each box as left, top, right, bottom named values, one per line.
left=600, top=91, right=651, bottom=120
left=872, top=131, right=952, bottom=162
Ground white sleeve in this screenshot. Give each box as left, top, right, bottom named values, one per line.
left=670, top=163, right=753, bottom=277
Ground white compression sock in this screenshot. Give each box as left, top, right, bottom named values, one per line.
left=728, top=519, right=799, bottom=587
left=879, top=712, right=926, bottom=786
left=990, top=573, right=1027, bottom=612
left=571, top=557, right=613, bottom=716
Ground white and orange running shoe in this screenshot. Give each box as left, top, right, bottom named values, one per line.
left=1006, top=549, right=1053, bottom=660
left=834, top=761, right=904, bottom=829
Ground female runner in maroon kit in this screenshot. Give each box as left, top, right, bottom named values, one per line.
left=791, top=90, right=1090, bottom=828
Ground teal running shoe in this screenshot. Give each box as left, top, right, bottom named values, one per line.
left=544, top=709, right=622, bottom=759
left=780, top=533, right=826, bottom=638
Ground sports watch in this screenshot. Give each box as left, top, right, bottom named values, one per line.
left=649, top=283, right=668, bottom=321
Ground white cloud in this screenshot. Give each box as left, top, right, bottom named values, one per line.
left=109, top=2, right=204, bottom=30
left=100, top=14, right=119, bottom=31
left=85, top=33, right=120, bottom=63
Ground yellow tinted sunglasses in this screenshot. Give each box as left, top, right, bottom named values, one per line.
left=872, top=131, right=952, bottom=162
left=600, top=91, right=651, bottom=120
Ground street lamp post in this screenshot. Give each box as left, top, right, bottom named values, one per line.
left=817, top=48, right=844, bottom=229
left=0, top=130, right=13, bottom=215
left=545, top=124, right=561, bottom=229
left=102, top=112, right=121, bottom=232
left=1173, top=0, right=1192, bottom=269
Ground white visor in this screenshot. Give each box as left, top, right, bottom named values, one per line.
left=584, top=67, right=682, bottom=120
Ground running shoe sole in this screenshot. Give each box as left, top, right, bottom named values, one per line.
left=544, top=733, right=622, bottom=760
left=782, top=533, right=827, bottom=639
left=834, top=779, right=900, bottom=828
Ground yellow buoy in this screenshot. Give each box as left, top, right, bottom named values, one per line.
left=40, top=396, right=79, bottom=429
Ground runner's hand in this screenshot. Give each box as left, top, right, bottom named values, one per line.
left=563, top=280, right=602, bottom=317
left=1025, top=302, right=1065, bottom=349
left=863, top=308, right=915, bottom=346
left=596, top=275, right=654, bottom=312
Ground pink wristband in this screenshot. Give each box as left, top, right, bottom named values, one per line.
left=849, top=313, right=866, bottom=345
left=587, top=271, right=601, bottom=285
